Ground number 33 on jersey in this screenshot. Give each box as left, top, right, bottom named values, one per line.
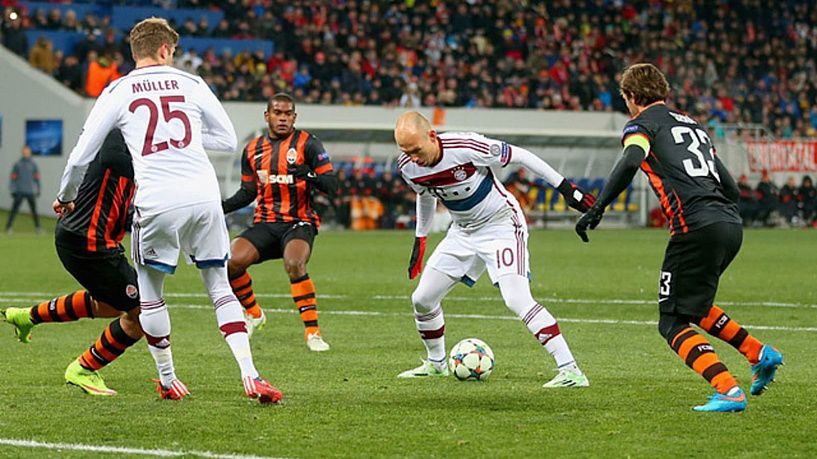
left=58, top=66, right=238, bottom=216
left=621, top=104, right=741, bottom=236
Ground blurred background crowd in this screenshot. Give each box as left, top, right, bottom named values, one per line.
left=3, top=0, right=817, bottom=139
left=3, top=0, right=817, bottom=230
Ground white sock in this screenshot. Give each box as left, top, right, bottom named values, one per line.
left=410, top=268, right=459, bottom=368
left=215, top=296, right=259, bottom=379
left=202, top=267, right=260, bottom=380
left=498, top=275, right=580, bottom=371
left=139, top=300, right=177, bottom=387
left=414, top=305, right=447, bottom=365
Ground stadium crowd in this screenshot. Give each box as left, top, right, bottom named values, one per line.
left=738, top=173, right=817, bottom=228
left=2, top=0, right=817, bottom=138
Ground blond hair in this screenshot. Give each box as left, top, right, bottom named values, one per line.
left=129, top=17, right=179, bottom=60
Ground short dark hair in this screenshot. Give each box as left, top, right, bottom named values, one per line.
left=620, top=63, right=670, bottom=106
left=267, top=93, right=295, bottom=111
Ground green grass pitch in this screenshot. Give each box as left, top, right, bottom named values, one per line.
left=0, top=215, right=815, bottom=457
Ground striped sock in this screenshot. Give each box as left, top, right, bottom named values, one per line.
left=521, top=303, right=577, bottom=369
left=78, top=317, right=140, bottom=371
left=697, top=305, right=764, bottom=364
left=290, top=274, right=320, bottom=337
left=229, top=271, right=262, bottom=319
left=669, top=327, right=738, bottom=394
left=30, top=291, right=94, bottom=324
left=414, top=305, right=446, bottom=362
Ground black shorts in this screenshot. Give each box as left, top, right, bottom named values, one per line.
left=658, top=222, right=742, bottom=316
left=238, top=221, right=317, bottom=262
left=55, top=241, right=140, bottom=312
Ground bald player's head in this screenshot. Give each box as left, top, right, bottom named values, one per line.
left=394, top=111, right=440, bottom=167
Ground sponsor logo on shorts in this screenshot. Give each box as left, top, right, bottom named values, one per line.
left=126, top=284, right=139, bottom=299
left=286, top=148, right=298, bottom=164
left=145, top=248, right=158, bottom=259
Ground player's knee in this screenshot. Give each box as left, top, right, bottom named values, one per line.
left=410, top=289, right=435, bottom=313
left=498, top=281, right=535, bottom=313
left=284, top=258, right=307, bottom=279
left=227, top=257, right=249, bottom=277
left=657, top=313, right=688, bottom=342
left=120, top=312, right=144, bottom=339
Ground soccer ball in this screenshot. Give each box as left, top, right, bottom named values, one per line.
left=448, top=338, right=495, bottom=381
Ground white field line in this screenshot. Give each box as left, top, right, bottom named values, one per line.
left=0, top=438, right=284, bottom=459
left=2, top=291, right=816, bottom=309
left=5, top=299, right=812, bottom=334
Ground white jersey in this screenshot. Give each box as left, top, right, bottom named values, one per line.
left=58, top=65, right=237, bottom=216
left=399, top=132, right=525, bottom=230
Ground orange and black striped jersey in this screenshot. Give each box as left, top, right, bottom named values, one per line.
left=622, top=104, right=741, bottom=236
left=57, top=129, right=135, bottom=254
left=237, top=129, right=334, bottom=227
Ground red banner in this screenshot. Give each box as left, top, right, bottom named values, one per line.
left=745, top=140, right=817, bottom=172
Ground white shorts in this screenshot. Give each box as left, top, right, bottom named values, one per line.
left=426, top=216, right=530, bottom=286
left=131, top=202, right=230, bottom=274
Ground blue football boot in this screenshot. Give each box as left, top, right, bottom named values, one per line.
left=750, top=345, right=783, bottom=396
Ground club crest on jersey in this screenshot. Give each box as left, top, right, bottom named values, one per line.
left=286, top=148, right=298, bottom=164
left=453, top=167, right=468, bottom=182
left=490, top=144, right=501, bottom=157
left=125, top=284, right=139, bottom=299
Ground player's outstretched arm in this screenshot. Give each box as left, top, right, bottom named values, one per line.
left=575, top=143, right=644, bottom=242
left=509, top=146, right=596, bottom=212
left=58, top=92, right=118, bottom=204
left=408, top=192, right=435, bottom=280
left=714, top=156, right=739, bottom=203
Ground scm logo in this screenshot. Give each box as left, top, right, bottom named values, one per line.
left=268, top=174, right=294, bottom=184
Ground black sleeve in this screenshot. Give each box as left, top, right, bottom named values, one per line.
left=305, top=135, right=339, bottom=197
left=595, top=144, right=645, bottom=210
left=714, top=155, right=739, bottom=203
left=222, top=148, right=258, bottom=214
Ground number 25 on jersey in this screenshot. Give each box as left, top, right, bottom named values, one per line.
left=128, top=95, right=192, bottom=156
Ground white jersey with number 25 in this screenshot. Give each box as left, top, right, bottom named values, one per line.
left=58, top=65, right=237, bottom=216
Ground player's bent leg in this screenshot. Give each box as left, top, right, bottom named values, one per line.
left=69, top=305, right=143, bottom=396
left=2, top=291, right=95, bottom=343
left=228, top=238, right=265, bottom=334
left=283, top=238, right=329, bottom=351
left=201, top=266, right=282, bottom=403
left=658, top=312, right=746, bottom=412
left=137, top=265, right=185, bottom=397
left=496, top=274, right=588, bottom=388
left=695, top=304, right=782, bottom=395
left=398, top=267, right=459, bottom=378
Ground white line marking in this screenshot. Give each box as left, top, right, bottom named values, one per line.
left=0, top=438, right=284, bottom=459
left=2, top=291, right=815, bottom=309
left=2, top=294, right=815, bottom=333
